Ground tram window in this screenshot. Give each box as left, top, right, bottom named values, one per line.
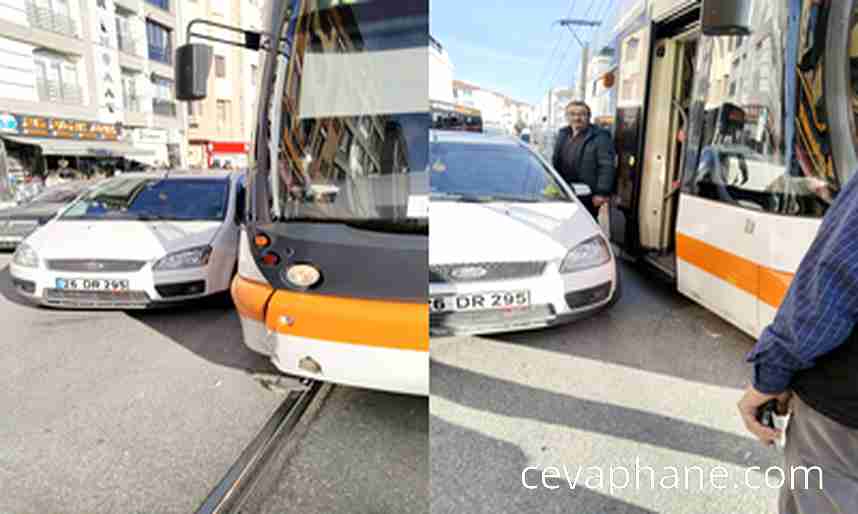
left=682, top=2, right=839, bottom=218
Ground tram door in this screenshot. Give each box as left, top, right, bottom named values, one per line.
left=639, top=37, right=684, bottom=252
left=611, top=25, right=652, bottom=252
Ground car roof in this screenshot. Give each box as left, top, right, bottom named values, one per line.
left=113, top=169, right=242, bottom=180
left=430, top=130, right=522, bottom=147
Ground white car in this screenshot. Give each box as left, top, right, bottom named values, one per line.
left=429, top=130, right=620, bottom=336
left=9, top=170, right=245, bottom=308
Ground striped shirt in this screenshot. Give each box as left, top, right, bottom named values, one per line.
left=747, top=172, right=858, bottom=393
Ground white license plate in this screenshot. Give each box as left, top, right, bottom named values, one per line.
left=430, top=290, right=530, bottom=313
left=55, top=278, right=130, bottom=291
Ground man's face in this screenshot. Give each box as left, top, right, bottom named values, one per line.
left=566, top=106, right=589, bottom=132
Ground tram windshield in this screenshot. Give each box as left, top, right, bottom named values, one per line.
left=259, top=0, right=429, bottom=230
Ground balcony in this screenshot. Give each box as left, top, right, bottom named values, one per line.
left=118, top=34, right=139, bottom=56
left=25, top=2, right=77, bottom=37
left=152, top=98, right=176, bottom=117
left=36, top=78, right=82, bottom=105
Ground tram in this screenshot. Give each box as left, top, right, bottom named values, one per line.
left=604, top=0, right=856, bottom=338
left=175, top=0, right=429, bottom=395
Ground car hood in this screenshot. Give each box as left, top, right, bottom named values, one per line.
left=429, top=201, right=600, bottom=264
left=0, top=202, right=66, bottom=220
left=25, top=220, right=223, bottom=260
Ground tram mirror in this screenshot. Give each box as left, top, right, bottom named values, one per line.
left=175, top=44, right=213, bottom=101
left=701, top=0, right=751, bottom=36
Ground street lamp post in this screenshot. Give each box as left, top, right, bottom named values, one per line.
left=555, top=18, right=602, bottom=102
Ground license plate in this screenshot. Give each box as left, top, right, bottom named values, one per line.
left=55, top=278, right=130, bottom=291
left=430, top=290, right=530, bottom=313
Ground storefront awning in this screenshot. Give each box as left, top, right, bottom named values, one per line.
left=0, top=135, right=156, bottom=157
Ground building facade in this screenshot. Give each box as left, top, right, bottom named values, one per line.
left=184, top=0, right=262, bottom=169
left=0, top=0, right=187, bottom=172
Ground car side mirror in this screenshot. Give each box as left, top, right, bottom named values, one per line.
left=572, top=183, right=592, bottom=197
left=175, top=43, right=213, bottom=101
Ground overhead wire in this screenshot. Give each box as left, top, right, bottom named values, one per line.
left=545, top=0, right=599, bottom=92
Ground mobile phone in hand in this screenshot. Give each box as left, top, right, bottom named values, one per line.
left=755, top=399, right=779, bottom=429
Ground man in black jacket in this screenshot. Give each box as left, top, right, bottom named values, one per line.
left=551, top=101, right=617, bottom=219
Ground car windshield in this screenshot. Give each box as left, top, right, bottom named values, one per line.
left=60, top=177, right=229, bottom=221
left=261, top=0, right=429, bottom=229
left=429, top=141, right=572, bottom=203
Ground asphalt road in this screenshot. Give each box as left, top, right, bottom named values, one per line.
left=0, top=253, right=428, bottom=514
left=431, top=261, right=783, bottom=514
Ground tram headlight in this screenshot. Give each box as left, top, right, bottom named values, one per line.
left=153, top=245, right=213, bottom=270
left=12, top=243, right=39, bottom=268
left=559, top=236, right=611, bottom=273
left=285, top=264, right=321, bottom=288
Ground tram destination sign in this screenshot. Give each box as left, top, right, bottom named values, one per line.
left=0, top=112, right=120, bottom=141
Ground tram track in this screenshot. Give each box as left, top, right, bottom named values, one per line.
left=195, top=379, right=325, bottom=514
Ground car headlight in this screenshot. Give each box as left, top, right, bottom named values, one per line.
left=12, top=243, right=39, bottom=268
left=559, top=235, right=611, bottom=273
left=153, top=245, right=213, bottom=270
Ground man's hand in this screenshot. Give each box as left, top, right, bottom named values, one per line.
left=737, top=385, right=791, bottom=445
left=593, top=195, right=608, bottom=207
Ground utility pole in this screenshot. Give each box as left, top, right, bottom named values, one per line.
left=578, top=43, right=590, bottom=101
left=556, top=18, right=601, bottom=101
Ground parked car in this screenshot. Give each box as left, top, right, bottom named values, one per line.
left=0, top=182, right=90, bottom=250
left=9, top=170, right=246, bottom=309
left=429, top=130, right=620, bottom=336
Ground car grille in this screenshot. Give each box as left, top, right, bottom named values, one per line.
left=43, top=289, right=151, bottom=308
left=429, top=261, right=547, bottom=284
left=430, top=305, right=554, bottom=336
left=46, top=259, right=147, bottom=272
left=0, top=220, right=39, bottom=237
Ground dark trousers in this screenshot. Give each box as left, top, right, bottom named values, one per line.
left=578, top=195, right=600, bottom=219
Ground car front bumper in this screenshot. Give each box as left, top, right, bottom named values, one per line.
left=9, top=261, right=220, bottom=309
left=429, top=260, right=619, bottom=337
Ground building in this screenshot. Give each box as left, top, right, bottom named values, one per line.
left=0, top=0, right=187, bottom=175
left=452, top=79, right=534, bottom=134
left=584, top=47, right=616, bottom=128
left=184, top=0, right=263, bottom=169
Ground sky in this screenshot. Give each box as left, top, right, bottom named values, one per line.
left=430, top=0, right=626, bottom=106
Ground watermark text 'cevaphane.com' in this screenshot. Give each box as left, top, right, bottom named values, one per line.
left=521, top=459, right=823, bottom=495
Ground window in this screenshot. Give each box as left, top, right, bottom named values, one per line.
left=33, top=52, right=81, bottom=104
left=215, top=56, right=226, bottom=77
left=145, top=0, right=169, bottom=10
left=682, top=3, right=836, bottom=218
left=27, top=0, right=76, bottom=35
left=146, top=20, right=172, bottom=64
left=121, top=73, right=139, bottom=111
left=217, top=100, right=229, bottom=130
left=151, top=75, right=175, bottom=116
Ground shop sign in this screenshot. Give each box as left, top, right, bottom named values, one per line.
left=0, top=113, right=120, bottom=141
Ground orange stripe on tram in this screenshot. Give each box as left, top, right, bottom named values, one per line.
left=759, top=268, right=793, bottom=309
left=231, top=275, right=275, bottom=322
left=265, top=290, right=429, bottom=352
left=676, top=233, right=794, bottom=308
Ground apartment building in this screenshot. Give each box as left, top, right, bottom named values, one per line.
left=184, top=0, right=262, bottom=169
left=0, top=0, right=186, bottom=172
left=452, top=79, right=535, bottom=134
